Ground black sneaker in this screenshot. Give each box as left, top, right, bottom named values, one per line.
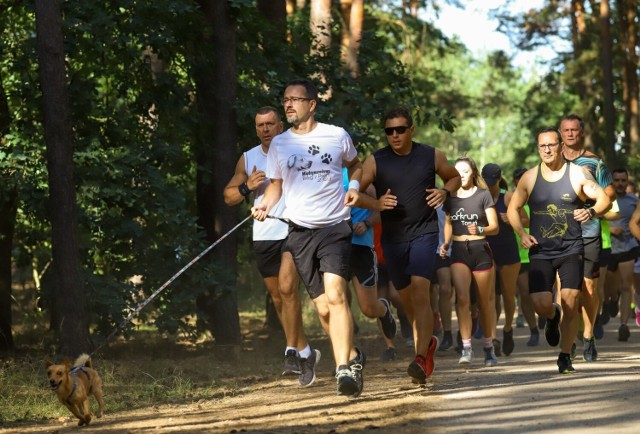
left=336, top=365, right=360, bottom=397
left=381, top=347, right=397, bottom=361
left=557, top=353, right=576, bottom=374
left=599, top=304, right=611, bottom=325
left=583, top=337, right=597, bottom=362
left=503, top=328, right=514, bottom=356
left=378, top=298, right=398, bottom=339
left=484, top=346, right=498, bottom=367
left=349, top=347, right=366, bottom=366
left=282, top=349, right=301, bottom=376
left=609, top=293, right=620, bottom=318
left=348, top=363, right=364, bottom=398
left=299, top=349, right=320, bottom=387
left=438, top=331, right=453, bottom=351
left=618, top=323, right=630, bottom=341
left=492, top=339, right=502, bottom=357
left=594, top=315, right=604, bottom=340
left=544, top=303, right=561, bottom=347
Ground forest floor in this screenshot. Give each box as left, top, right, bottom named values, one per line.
left=3, top=312, right=640, bottom=434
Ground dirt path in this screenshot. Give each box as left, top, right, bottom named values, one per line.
left=5, top=319, right=640, bottom=433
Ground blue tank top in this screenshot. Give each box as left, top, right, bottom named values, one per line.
left=528, top=162, right=584, bottom=259
left=373, top=142, right=438, bottom=242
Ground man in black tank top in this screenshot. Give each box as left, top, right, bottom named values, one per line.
left=351, top=107, right=461, bottom=385
left=507, top=128, right=611, bottom=374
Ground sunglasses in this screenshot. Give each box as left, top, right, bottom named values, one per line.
left=384, top=126, right=410, bottom=136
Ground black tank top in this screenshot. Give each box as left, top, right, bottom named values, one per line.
left=373, top=142, right=438, bottom=242
left=486, top=192, right=520, bottom=261
left=528, top=162, right=584, bottom=259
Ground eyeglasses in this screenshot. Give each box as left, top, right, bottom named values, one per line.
left=538, top=143, right=560, bottom=150
left=384, top=126, right=410, bottom=136
left=282, top=97, right=311, bottom=105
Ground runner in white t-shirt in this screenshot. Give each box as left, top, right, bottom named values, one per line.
left=252, top=79, right=365, bottom=398
left=223, top=106, right=311, bottom=385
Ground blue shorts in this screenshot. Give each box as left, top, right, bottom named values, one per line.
left=382, top=232, right=438, bottom=290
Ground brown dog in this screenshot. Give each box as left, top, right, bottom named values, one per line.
left=46, top=354, right=105, bottom=426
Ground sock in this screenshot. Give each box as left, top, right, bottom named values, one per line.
left=298, top=345, right=312, bottom=359
left=285, top=346, right=298, bottom=356
left=462, top=338, right=472, bottom=348
left=483, top=337, right=493, bottom=348
left=337, top=364, right=349, bottom=373
left=530, top=327, right=539, bottom=334
left=559, top=352, right=570, bottom=358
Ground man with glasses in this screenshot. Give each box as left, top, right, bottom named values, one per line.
left=507, top=128, right=610, bottom=374
left=224, top=106, right=312, bottom=385
left=560, top=114, right=616, bottom=362
left=252, top=79, right=365, bottom=398
left=352, top=107, right=461, bottom=385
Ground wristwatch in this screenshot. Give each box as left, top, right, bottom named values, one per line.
left=587, top=207, right=596, bottom=219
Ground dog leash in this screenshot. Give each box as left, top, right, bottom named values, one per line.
left=90, top=214, right=253, bottom=357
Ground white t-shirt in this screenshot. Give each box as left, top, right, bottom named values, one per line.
left=266, top=122, right=358, bottom=229
left=244, top=144, right=289, bottom=241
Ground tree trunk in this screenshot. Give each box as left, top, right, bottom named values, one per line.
left=599, top=0, right=617, bottom=166
left=0, top=70, right=16, bottom=352
left=625, top=0, right=640, bottom=156
left=194, top=0, right=241, bottom=349
left=310, top=0, right=331, bottom=52
left=34, top=0, right=91, bottom=356
left=347, top=0, right=363, bottom=77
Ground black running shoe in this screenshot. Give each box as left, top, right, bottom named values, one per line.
left=336, top=365, right=360, bottom=397
left=299, top=349, right=320, bottom=387
left=349, top=347, right=367, bottom=368
left=594, top=315, right=604, bottom=340
left=282, top=349, right=301, bottom=376
left=492, top=339, right=502, bottom=357
left=557, top=353, right=576, bottom=374
left=438, top=331, right=453, bottom=351
left=618, top=323, right=630, bottom=341
left=583, top=337, right=597, bottom=362
left=378, top=298, right=398, bottom=339
left=503, top=328, right=514, bottom=356
left=381, top=347, right=397, bottom=361
left=609, top=293, right=620, bottom=318
left=600, top=305, right=611, bottom=325
left=545, top=303, right=561, bottom=347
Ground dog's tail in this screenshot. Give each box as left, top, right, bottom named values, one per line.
left=73, top=353, right=92, bottom=368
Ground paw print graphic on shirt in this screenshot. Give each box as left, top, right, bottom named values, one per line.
left=308, top=145, right=320, bottom=155
left=321, top=153, right=332, bottom=164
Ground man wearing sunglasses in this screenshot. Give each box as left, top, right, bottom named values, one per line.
left=252, top=79, right=365, bottom=398
left=352, top=107, right=461, bottom=385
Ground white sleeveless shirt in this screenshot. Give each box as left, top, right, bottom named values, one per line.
left=244, top=144, right=288, bottom=241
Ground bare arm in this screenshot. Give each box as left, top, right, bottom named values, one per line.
left=426, top=149, right=461, bottom=208
left=343, top=156, right=363, bottom=207
left=251, top=178, right=283, bottom=221
left=629, top=201, right=640, bottom=241
left=573, top=166, right=611, bottom=222
left=507, top=170, right=538, bottom=248
left=224, top=155, right=249, bottom=206
left=440, top=212, right=452, bottom=258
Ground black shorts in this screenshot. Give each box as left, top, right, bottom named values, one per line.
left=383, top=232, right=439, bottom=290
left=285, top=220, right=352, bottom=299
left=529, top=254, right=583, bottom=294
left=599, top=247, right=611, bottom=269
left=349, top=245, right=378, bottom=287
left=451, top=239, right=494, bottom=272
left=253, top=240, right=285, bottom=278
left=583, top=236, right=600, bottom=279
left=608, top=246, right=640, bottom=271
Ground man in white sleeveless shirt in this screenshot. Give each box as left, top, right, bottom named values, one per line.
left=224, top=106, right=313, bottom=386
